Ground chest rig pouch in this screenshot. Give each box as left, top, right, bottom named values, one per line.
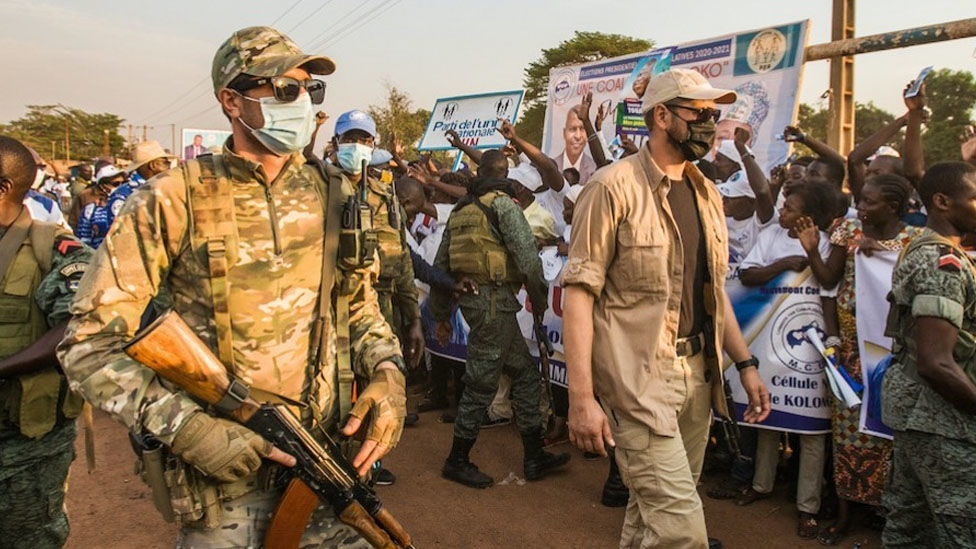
left=338, top=160, right=377, bottom=273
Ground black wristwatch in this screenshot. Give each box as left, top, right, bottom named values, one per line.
left=734, top=355, right=760, bottom=372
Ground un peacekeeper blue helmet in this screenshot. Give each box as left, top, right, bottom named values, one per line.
left=370, top=148, right=393, bottom=167
left=335, top=110, right=377, bottom=138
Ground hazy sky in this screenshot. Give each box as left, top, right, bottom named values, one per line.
left=2, top=0, right=974, bottom=152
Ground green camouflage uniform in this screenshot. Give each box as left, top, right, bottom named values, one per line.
left=58, top=145, right=400, bottom=547
left=0, top=215, right=90, bottom=549
left=363, top=177, right=419, bottom=333
left=430, top=190, right=548, bottom=440
left=68, top=177, right=89, bottom=202
left=882, top=229, right=976, bottom=548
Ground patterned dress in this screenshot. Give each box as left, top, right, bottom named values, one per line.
left=828, top=219, right=923, bottom=505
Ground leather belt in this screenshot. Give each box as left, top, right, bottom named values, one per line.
left=675, top=332, right=705, bottom=358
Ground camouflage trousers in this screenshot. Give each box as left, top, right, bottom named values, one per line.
left=0, top=420, right=77, bottom=549
left=454, top=306, right=542, bottom=440
left=176, top=487, right=370, bottom=549
left=882, top=429, right=976, bottom=548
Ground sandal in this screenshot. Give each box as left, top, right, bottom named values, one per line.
left=817, top=525, right=847, bottom=546
left=797, top=512, right=820, bottom=539
left=735, top=487, right=771, bottom=506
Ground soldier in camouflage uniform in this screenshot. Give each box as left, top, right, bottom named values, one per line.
left=431, top=149, right=570, bottom=488
left=0, top=135, right=91, bottom=549
left=57, top=27, right=406, bottom=548
left=882, top=162, right=976, bottom=548
left=331, top=110, right=424, bottom=368
left=68, top=164, right=92, bottom=202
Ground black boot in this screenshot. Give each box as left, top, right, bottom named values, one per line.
left=601, top=451, right=629, bottom=507
left=442, top=437, right=493, bottom=488
left=522, top=429, right=570, bottom=480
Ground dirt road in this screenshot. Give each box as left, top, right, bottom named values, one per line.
left=65, top=410, right=880, bottom=548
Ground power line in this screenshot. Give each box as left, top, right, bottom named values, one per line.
left=286, top=0, right=339, bottom=35
left=302, top=0, right=374, bottom=50
left=314, top=0, right=404, bottom=51
left=271, top=0, right=306, bottom=25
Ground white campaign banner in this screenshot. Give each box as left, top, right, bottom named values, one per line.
left=855, top=251, right=898, bottom=439
left=418, top=90, right=524, bottom=151
left=724, top=269, right=832, bottom=434
left=542, top=20, right=810, bottom=184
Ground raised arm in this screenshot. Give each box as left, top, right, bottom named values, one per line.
left=785, top=125, right=846, bottom=179
left=847, top=114, right=908, bottom=200
left=446, top=129, right=482, bottom=165
left=579, top=92, right=610, bottom=169
left=733, top=127, right=774, bottom=223
left=496, top=119, right=565, bottom=192
left=408, top=163, right=466, bottom=200
left=962, top=124, right=976, bottom=168
left=903, top=81, right=927, bottom=186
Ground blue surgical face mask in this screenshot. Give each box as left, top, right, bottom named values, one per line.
left=336, top=143, right=374, bottom=174
left=237, top=91, right=316, bottom=156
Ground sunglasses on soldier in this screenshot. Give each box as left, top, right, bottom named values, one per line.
left=664, top=103, right=721, bottom=124
left=231, top=76, right=326, bottom=105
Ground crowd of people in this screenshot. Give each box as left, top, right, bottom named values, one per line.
left=2, top=23, right=975, bottom=549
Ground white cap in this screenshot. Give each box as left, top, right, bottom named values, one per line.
left=867, top=145, right=901, bottom=162
left=715, top=171, right=754, bottom=199
left=509, top=162, right=543, bottom=192
left=95, top=165, right=125, bottom=183
left=641, top=68, right=736, bottom=114
left=715, top=140, right=742, bottom=166
left=565, top=184, right=583, bottom=204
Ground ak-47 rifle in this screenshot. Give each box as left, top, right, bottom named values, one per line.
left=718, top=382, right=750, bottom=463
left=124, top=311, right=415, bottom=549
left=532, top=316, right=555, bottom=415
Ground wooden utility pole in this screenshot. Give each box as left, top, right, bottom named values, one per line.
left=827, top=0, right=855, bottom=155
left=127, top=124, right=133, bottom=147
left=142, top=125, right=148, bottom=142
left=103, top=129, right=111, bottom=156
left=171, top=124, right=177, bottom=155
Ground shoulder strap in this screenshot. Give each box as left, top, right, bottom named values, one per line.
left=28, top=221, right=57, bottom=274
left=0, top=207, right=32, bottom=281
left=307, top=156, right=353, bottom=421
left=183, top=155, right=238, bottom=370
left=471, top=191, right=505, bottom=242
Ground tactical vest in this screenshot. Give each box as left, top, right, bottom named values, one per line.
left=448, top=191, right=521, bottom=284
left=366, top=179, right=404, bottom=286
left=0, top=220, right=83, bottom=438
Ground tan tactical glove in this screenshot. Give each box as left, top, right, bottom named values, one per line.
left=170, top=412, right=272, bottom=483
left=342, top=367, right=407, bottom=476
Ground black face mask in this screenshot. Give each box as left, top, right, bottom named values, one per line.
left=666, top=118, right=716, bottom=162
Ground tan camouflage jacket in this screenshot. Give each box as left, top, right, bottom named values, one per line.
left=57, top=143, right=401, bottom=444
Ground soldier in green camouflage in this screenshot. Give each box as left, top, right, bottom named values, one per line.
left=68, top=164, right=92, bottom=201
left=882, top=162, right=976, bottom=548
left=331, top=110, right=424, bottom=369
left=431, top=149, right=570, bottom=489
left=57, top=27, right=406, bottom=548
left=0, top=135, right=91, bottom=549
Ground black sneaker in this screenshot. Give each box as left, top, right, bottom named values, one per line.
left=442, top=459, right=493, bottom=488
left=375, top=468, right=396, bottom=486
left=583, top=451, right=602, bottom=461
left=404, top=413, right=419, bottom=427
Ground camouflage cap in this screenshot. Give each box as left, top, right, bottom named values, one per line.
left=211, top=26, right=336, bottom=92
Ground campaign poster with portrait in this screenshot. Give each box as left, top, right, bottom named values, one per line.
left=181, top=128, right=232, bottom=160
left=542, top=20, right=810, bottom=183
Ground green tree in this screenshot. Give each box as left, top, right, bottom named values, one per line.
left=795, top=101, right=897, bottom=155
left=368, top=84, right=431, bottom=158
left=921, top=68, right=976, bottom=165
left=517, top=31, right=653, bottom=146
left=0, top=104, right=125, bottom=161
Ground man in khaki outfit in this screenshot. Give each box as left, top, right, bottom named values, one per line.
left=563, top=69, right=771, bottom=549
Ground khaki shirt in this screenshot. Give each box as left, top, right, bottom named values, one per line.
left=562, top=144, right=730, bottom=437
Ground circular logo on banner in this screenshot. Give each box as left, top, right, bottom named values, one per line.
left=552, top=68, right=576, bottom=106
left=747, top=29, right=787, bottom=74
left=769, top=301, right=826, bottom=374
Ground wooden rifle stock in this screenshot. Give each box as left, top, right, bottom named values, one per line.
left=124, top=311, right=417, bottom=549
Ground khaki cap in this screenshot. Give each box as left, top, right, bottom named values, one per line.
left=211, top=26, right=336, bottom=92
left=127, top=141, right=175, bottom=173
left=640, top=68, right=736, bottom=114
